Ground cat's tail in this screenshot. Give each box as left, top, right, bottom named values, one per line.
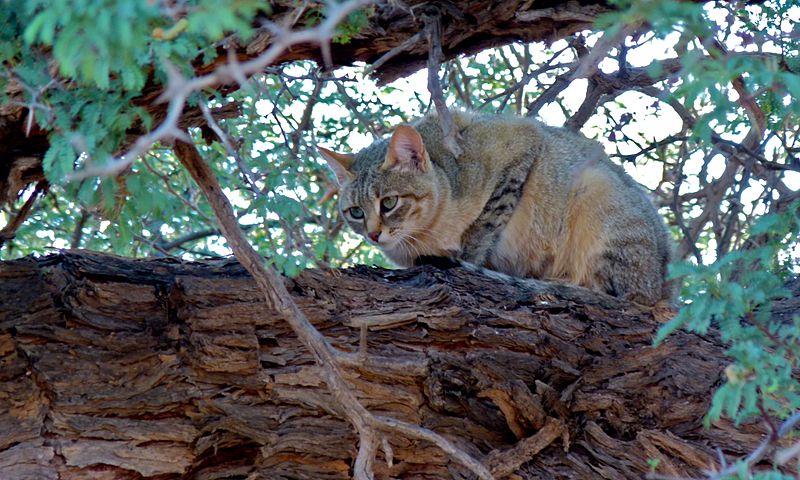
left=415, top=255, right=551, bottom=292
left=456, top=260, right=551, bottom=291
left=417, top=255, right=668, bottom=311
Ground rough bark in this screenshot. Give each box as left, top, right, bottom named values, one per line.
left=2, top=251, right=791, bottom=479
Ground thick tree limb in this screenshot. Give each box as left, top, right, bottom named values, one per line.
left=2, top=252, right=795, bottom=478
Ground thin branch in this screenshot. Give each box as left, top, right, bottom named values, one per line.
left=290, top=73, right=326, bottom=153
left=173, top=136, right=493, bottom=480
left=423, top=9, right=462, bottom=158
left=140, top=154, right=213, bottom=224
left=200, top=101, right=260, bottom=192
left=174, top=137, right=380, bottom=479
left=0, top=180, right=47, bottom=250
left=70, top=209, right=90, bottom=249
left=363, top=31, right=424, bottom=76
left=156, top=228, right=222, bottom=251
left=479, top=61, right=569, bottom=111
left=571, top=21, right=641, bottom=80
left=333, top=76, right=381, bottom=139
left=449, top=62, right=474, bottom=109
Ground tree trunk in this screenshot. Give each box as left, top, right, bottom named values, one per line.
left=0, top=251, right=783, bottom=479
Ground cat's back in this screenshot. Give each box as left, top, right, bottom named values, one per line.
left=421, top=111, right=600, bottom=167
left=414, top=112, right=556, bottom=198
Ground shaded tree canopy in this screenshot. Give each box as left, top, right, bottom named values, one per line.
left=1, top=0, right=797, bottom=266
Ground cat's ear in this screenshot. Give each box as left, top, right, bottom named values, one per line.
left=382, top=125, right=429, bottom=173
left=318, top=147, right=355, bottom=184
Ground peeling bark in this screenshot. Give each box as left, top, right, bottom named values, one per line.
left=1, top=251, right=789, bottom=479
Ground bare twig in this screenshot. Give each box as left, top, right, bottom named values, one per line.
left=363, top=31, right=423, bottom=76
left=422, top=9, right=462, bottom=158
left=0, top=180, right=47, bottom=250
left=173, top=137, right=493, bottom=480
left=333, top=76, right=381, bottom=139
left=140, top=154, right=214, bottom=224
left=199, top=101, right=260, bottom=192
left=156, top=228, right=222, bottom=251
left=571, top=21, right=641, bottom=80
left=479, top=61, right=569, bottom=112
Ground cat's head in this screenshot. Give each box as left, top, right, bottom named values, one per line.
left=319, top=125, right=443, bottom=251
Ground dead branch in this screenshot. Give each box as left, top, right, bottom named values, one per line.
left=0, top=180, right=47, bottom=250
left=172, top=136, right=493, bottom=479
left=423, top=9, right=462, bottom=158
left=485, top=417, right=565, bottom=477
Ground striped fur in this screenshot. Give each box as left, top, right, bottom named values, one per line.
left=320, top=111, right=674, bottom=305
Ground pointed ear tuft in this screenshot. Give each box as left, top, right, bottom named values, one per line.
left=381, top=125, right=429, bottom=172
left=318, top=146, right=355, bottom=184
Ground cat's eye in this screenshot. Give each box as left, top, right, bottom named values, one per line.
left=380, top=196, right=398, bottom=212
left=348, top=206, right=364, bottom=219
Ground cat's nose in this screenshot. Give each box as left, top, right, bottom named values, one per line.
left=368, top=231, right=381, bottom=242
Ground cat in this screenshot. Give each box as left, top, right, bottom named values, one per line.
left=319, top=111, right=674, bottom=305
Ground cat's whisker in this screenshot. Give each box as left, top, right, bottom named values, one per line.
left=396, top=233, right=424, bottom=260
left=396, top=238, right=418, bottom=264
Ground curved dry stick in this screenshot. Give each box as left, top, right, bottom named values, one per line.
left=423, top=10, right=462, bottom=158
left=173, top=137, right=493, bottom=480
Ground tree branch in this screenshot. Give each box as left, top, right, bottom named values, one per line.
left=67, top=0, right=373, bottom=181
left=173, top=136, right=493, bottom=480
left=0, top=180, right=47, bottom=250
left=423, top=9, right=462, bottom=158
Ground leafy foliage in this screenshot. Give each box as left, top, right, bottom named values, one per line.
left=657, top=201, right=799, bottom=410
left=656, top=200, right=799, bottom=478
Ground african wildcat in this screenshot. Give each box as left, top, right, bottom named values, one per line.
left=319, top=111, right=673, bottom=305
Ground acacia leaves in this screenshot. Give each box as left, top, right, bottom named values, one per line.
left=657, top=201, right=800, bottom=440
